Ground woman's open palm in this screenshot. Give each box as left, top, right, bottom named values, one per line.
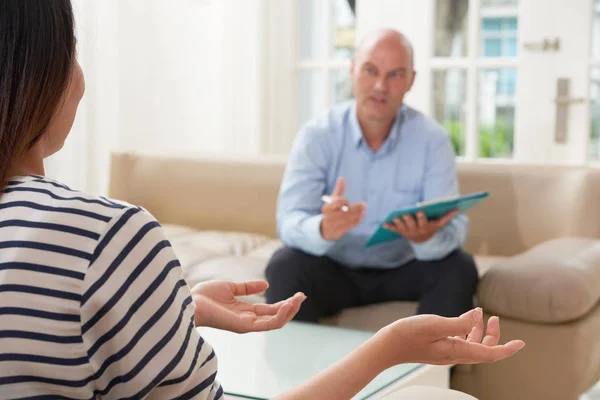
left=191, top=280, right=306, bottom=333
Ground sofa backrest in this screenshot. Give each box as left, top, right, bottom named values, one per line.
left=109, top=151, right=287, bottom=239
left=458, top=163, right=600, bottom=256
left=109, top=151, right=600, bottom=257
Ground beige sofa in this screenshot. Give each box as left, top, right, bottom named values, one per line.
left=109, top=151, right=600, bottom=400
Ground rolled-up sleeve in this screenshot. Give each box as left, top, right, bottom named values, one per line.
left=409, top=134, right=468, bottom=261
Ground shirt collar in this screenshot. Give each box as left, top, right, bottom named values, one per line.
left=350, top=102, right=406, bottom=150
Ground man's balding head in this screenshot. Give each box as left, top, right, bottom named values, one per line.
left=350, top=29, right=416, bottom=125
left=355, top=29, right=414, bottom=70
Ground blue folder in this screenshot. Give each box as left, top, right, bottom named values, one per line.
left=364, top=191, right=489, bottom=248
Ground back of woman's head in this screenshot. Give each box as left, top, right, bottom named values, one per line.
left=0, top=0, right=76, bottom=186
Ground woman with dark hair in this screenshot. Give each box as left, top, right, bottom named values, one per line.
left=0, top=1, right=524, bottom=399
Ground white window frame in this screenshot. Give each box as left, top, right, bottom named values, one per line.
left=589, top=1, right=600, bottom=166
left=294, top=0, right=356, bottom=131
left=428, top=0, right=520, bottom=161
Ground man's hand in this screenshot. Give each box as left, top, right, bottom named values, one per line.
left=383, top=210, right=459, bottom=243
left=373, top=308, right=526, bottom=369
left=320, top=177, right=367, bottom=241
left=191, top=280, right=306, bottom=333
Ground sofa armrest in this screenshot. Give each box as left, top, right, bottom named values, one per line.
left=383, top=386, right=478, bottom=399
left=477, top=238, right=600, bottom=323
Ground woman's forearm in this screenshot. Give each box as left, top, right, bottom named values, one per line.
left=273, top=335, right=390, bottom=400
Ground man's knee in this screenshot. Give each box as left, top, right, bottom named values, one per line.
left=266, top=246, right=309, bottom=281
left=265, top=246, right=314, bottom=301
left=443, top=250, right=479, bottom=288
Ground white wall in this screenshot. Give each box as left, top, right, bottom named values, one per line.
left=46, top=0, right=267, bottom=195
left=117, top=0, right=267, bottom=155
left=117, top=0, right=223, bottom=153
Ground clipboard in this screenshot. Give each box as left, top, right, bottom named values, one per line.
left=364, top=191, right=489, bottom=248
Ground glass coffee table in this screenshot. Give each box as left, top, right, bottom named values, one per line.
left=198, top=321, right=450, bottom=399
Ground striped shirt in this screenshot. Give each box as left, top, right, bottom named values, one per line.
left=0, top=175, right=222, bottom=399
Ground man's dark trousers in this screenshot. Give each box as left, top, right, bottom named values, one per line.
left=265, top=246, right=479, bottom=322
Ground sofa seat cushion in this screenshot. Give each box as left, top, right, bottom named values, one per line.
left=163, top=224, right=280, bottom=272
left=478, top=238, right=600, bottom=324
left=386, top=386, right=478, bottom=399
left=163, top=224, right=280, bottom=300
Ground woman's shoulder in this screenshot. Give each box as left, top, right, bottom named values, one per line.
left=2, top=174, right=157, bottom=229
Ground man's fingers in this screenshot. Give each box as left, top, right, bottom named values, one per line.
left=393, top=217, right=407, bottom=232
left=323, top=196, right=350, bottom=213
left=416, top=212, right=428, bottom=230
left=229, top=280, right=269, bottom=296
left=383, top=222, right=399, bottom=233
left=481, top=316, right=501, bottom=346
left=402, top=214, right=418, bottom=231
left=332, top=177, right=345, bottom=197
left=436, top=210, right=459, bottom=228
left=348, top=202, right=367, bottom=215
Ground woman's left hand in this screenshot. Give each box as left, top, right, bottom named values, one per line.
left=191, top=280, right=306, bottom=333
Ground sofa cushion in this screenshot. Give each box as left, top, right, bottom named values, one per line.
left=183, top=256, right=270, bottom=304
left=385, top=386, right=478, bottom=400
left=478, top=238, right=600, bottom=323
left=163, top=224, right=280, bottom=272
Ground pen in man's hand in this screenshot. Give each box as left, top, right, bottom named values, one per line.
left=321, top=195, right=349, bottom=212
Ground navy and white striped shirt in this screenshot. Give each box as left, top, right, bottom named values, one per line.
left=0, top=175, right=222, bottom=399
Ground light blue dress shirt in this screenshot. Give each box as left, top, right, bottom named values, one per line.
left=277, top=101, right=468, bottom=269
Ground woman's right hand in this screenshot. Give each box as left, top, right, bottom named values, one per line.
left=371, top=308, right=525, bottom=369
left=274, top=308, right=524, bottom=400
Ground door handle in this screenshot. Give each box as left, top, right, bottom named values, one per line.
left=554, top=97, right=591, bottom=105
left=523, top=37, right=560, bottom=52
left=554, top=78, right=591, bottom=143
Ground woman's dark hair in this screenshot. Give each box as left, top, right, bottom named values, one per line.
left=0, top=0, right=76, bottom=186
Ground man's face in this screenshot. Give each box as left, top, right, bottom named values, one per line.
left=350, top=39, right=416, bottom=124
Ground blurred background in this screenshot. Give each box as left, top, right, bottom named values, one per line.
left=48, top=0, right=599, bottom=196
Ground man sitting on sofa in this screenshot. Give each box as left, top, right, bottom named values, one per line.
left=265, top=29, right=478, bottom=322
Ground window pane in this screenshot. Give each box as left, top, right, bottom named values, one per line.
left=331, top=69, right=354, bottom=105
left=332, top=0, right=356, bottom=59
left=484, top=39, right=502, bottom=56
left=506, top=17, right=518, bottom=31
left=482, top=0, right=518, bottom=7
left=590, top=68, right=600, bottom=161
left=433, top=70, right=467, bottom=157
left=297, top=70, right=326, bottom=130
left=478, top=69, right=517, bottom=158
left=434, top=0, right=469, bottom=57
left=482, top=19, right=502, bottom=32
left=297, top=0, right=326, bottom=61
left=480, top=4, right=519, bottom=57
left=507, top=38, right=518, bottom=56
left=594, top=0, right=600, bottom=60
